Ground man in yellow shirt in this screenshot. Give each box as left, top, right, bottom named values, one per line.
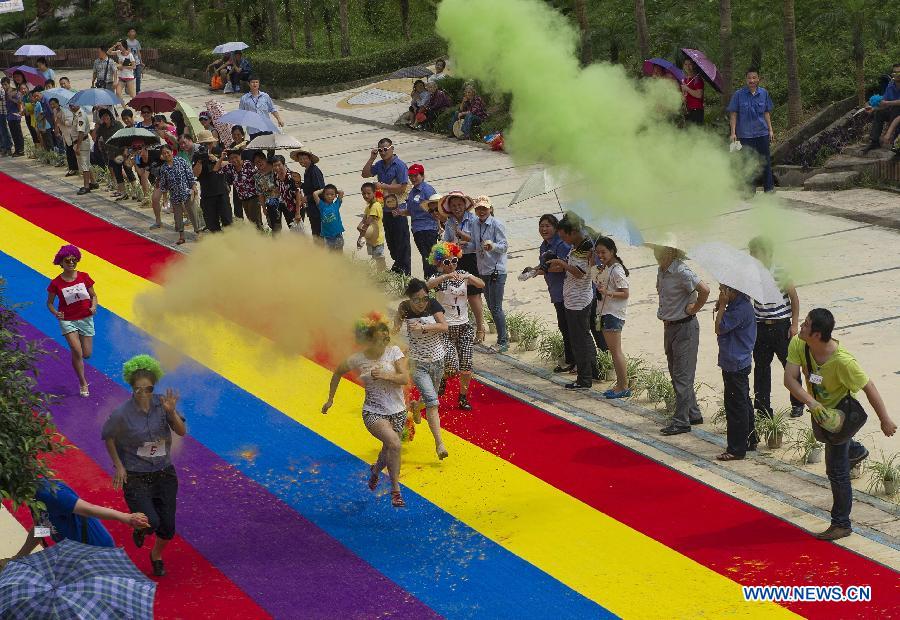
left=357, top=182, right=386, bottom=270
left=784, top=308, right=896, bottom=541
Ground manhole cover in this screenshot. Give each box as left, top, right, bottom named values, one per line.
left=346, top=88, right=407, bottom=106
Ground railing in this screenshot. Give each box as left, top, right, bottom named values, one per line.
left=0, top=48, right=159, bottom=69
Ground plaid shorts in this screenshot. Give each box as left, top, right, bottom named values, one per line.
left=362, top=410, right=406, bottom=434
left=444, top=323, right=474, bottom=374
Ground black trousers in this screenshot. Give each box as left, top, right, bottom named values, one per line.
left=383, top=210, right=412, bottom=275
left=265, top=198, right=293, bottom=234
left=753, top=319, right=801, bottom=415
left=553, top=301, right=575, bottom=365
left=306, top=202, right=321, bottom=237
left=413, top=229, right=439, bottom=278
left=200, top=193, right=234, bottom=232
left=65, top=143, right=78, bottom=171
left=723, top=366, right=754, bottom=456
left=109, top=160, right=136, bottom=184
left=566, top=303, right=599, bottom=386
left=123, top=467, right=178, bottom=540
left=232, top=186, right=243, bottom=219
left=869, top=106, right=900, bottom=145
left=685, top=108, right=704, bottom=125
left=8, top=118, right=25, bottom=153
left=589, top=294, right=608, bottom=352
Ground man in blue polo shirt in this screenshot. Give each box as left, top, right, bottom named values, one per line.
left=863, top=63, right=900, bottom=152
left=395, top=162, right=439, bottom=278
left=362, top=137, right=411, bottom=275
left=2, top=478, right=149, bottom=565
left=727, top=67, right=775, bottom=193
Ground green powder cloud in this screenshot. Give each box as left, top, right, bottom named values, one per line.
left=436, top=0, right=750, bottom=235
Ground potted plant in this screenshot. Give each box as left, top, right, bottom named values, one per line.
left=787, top=427, right=824, bottom=464
left=754, top=408, right=792, bottom=449
left=505, top=312, right=526, bottom=343
left=595, top=350, right=614, bottom=381
left=537, top=331, right=565, bottom=364
left=864, top=452, right=900, bottom=496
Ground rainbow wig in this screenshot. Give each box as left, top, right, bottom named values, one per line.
left=53, top=244, right=82, bottom=266
left=354, top=311, right=391, bottom=343
left=122, top=354, right=165, bottom=385
left=428, top=241, right=462, bottom=266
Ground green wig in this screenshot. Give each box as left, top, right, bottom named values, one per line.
left=122, top=354, right=164, bottom=385
left=428, top=241, right=462, bottom=266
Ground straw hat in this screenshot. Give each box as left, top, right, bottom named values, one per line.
left=423, top=193, right=443, bottom=212
left=644, top=233, right=687, bottom=259
left=195, top=129, right=217, bottom=144
left=473, top=195, right=492, bottom=210
left=452, top=118, right=465, bottom=139
left=290, top=149, right=320, bottom=165
left=438, top=190, right=474, bottom=214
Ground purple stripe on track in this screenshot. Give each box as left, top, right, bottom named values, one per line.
left=23, top=320, right=438, bottom=620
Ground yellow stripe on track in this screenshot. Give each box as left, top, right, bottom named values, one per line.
left=0, top=206, right=796, bottom=619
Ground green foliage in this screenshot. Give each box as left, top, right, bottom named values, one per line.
left=595, top=350, right=614, bottom=382
left=864, top=451, right=900, bottom=495
left=505, top=311, right=528, bottom=342
left=537, top=331, right=565, bottom=363
left=515, top=317, right=544, bottom=352
left=370, top=266, right=412, bottom=299
left=0, top=279, right=66, bottom=513
left=754, top=408, right=792, bottom=443
left=786, top=426, right=824, bottom=464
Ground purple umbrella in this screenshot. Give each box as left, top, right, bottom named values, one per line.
left=4, top=65, right=47, bottom=87
left=642, top=58, right=684, bottom=82
left=680, top=48, right=722, bottom=93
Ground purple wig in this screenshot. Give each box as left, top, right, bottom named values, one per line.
left=53, top=244, right=82, bottom=266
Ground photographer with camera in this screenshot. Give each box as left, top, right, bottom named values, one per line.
left=192, top=130, right=232, bottom=232
left=92, top=47, right=116, bottom=90
left=470, top=195, right=509, bottom=354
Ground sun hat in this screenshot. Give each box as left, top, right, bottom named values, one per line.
left=408, top=163, right=425, bottom=176
left=289, top=149, right=320, bottom=165
left=452, top=118, right=465, bottom=139
left=644, top=233, right=688, bottom=259
left=438, top=190, right=474, bottom=214
left=195, top=129, right=217, bottom=144
left=473, top=195, right=492, bottom=210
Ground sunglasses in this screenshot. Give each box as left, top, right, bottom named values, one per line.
left=133, top=385, right=154, bottom=394
left=442, top=257, right=459, bottom=266
left=377, top=147, right=392, bottom=153
left=62, top=257, right=78, bottom=264
left=410, top=294, right=432, bottom=303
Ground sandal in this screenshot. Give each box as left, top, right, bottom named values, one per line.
left=716, top=452, right=744, bottom=462
left=175, top=238, right=186, bottom=245
left=391, top=490, right=406, bottom=508
left=367, top=465, right=380, bottom=491
left=475, top=327, right=486, bottom=344
left=553, top=364, right=576, bottom=373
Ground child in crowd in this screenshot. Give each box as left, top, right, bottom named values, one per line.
left=357, top=183, right=386, bottom=269
left=314, top=184, right=345, bottom=251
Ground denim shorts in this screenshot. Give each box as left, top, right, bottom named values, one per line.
left=59, top=316, right=95, bottom=337
left=367, top=243, right=385, bottom=257
left=599, top=314, right=625, bottom=332
left=324, top=234, right=344, bottom=251
left=412, top=358, right=444, bottom=407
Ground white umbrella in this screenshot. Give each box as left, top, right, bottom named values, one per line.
left=688, top=241, right=783, bottom=304
left=212, top=42, right=249, bottom=55
left=596, top=216, right=645, bottom=247
left=510, top=168, right=568, bottom=205
left=15, top=44, right=55, bottom=57
left=246, top=134, right=304, bottom=150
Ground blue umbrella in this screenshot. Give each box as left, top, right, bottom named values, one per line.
left=68, top=88, right=123, bottom=108
left=0, top=539, right=156, bottom=619
left=42, top=87, right=75, bottom=105
left=596, top=216, right=645, bottom=247
left=642, top=58, right=684, bottom=82
left=218, top=109, right=281, bottom=134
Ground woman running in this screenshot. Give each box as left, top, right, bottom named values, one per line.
left=395, top=279, right=450, bottom=460
left=427, top=241, right=485, bottom=411
left=46, top=245, right=97, bottom=397
left=594, top=236, right=631, bottom=398
left=102, top=355, right=186, bottom=577
left=322, top=314, right=411, bottom=508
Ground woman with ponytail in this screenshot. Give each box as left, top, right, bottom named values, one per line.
left=594, top=236, right=631, bottom=398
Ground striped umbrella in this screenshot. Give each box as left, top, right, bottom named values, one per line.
left=0, top=539, right=156, bottom=619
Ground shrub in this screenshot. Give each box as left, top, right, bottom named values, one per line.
left=596, top=350, right=614, bottom=381
left=516, top=317, right=545, bottom=352
left=538, top=331, right=565, bottom=363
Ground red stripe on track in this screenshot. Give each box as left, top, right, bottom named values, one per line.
left=6, top=170, right=899, bottom=618
left=6, top=444, right=270, bottom=620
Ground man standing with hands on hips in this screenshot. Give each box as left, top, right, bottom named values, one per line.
left=362, top=138, right=411, bottom=275
left=649, top=238, right=710, bottom=436
left=727, top=67, right=776, bottom=194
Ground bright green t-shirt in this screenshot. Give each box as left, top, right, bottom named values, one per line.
left=786, top=336, right=868, bottom=409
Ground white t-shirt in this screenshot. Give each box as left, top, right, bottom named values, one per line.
left=430, top=270, right=470, bottom=326
left=399, top=299, right=446, bottom=363
left=562, top=251, right=594, bottom=311
left=347, top=345, right=406, bottom=416
left=115, top=52, right=136, bottom=79
left=594, top=262, right=629, bottom=320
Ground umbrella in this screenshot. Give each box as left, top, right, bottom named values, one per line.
left=4, top=65, right=46, bottom=87
left=68, top=88, right=122, bottom=107
left=42, top=87, right=75, bottom=105
left=218, top=109, right=280, bottom=135
left=0, top=539, right=156, bottom=619
left=680, top=48, right=722, bottom=93
left=388, top=65, right=434, bottom=79
left=212, top=41, right=249, bottom=55
left=510, top=168, right=567, bottom=205
left=596, top=216, right=645, bottom=247
left=642, top=58, right=684, bottom=82
left=247, top=134, right=304, bottom=150
left=174, top=99, right=204, bottom=138
left=204, top=99, right=233, bottom=148
left=14, top=44, right=55, bottom=57
left=106, top=127, right=161, bottom=147
left=687, top=241, right=783, bottom=303
left=128, top=90, right=178, bottom=113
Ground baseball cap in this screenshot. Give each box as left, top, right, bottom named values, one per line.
left=408, top=163, right=425, bottom=176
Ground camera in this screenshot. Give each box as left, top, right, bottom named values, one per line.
left=538, top=250, right=557, bottom=270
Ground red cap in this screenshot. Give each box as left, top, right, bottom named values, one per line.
left=408, top=163, right=425, bottom=176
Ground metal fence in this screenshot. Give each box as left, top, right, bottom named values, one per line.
left=0, top=48, right=159, bottom=69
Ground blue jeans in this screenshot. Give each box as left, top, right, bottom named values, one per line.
left=448, top=113, right=482, bottom=138
left=412, top=359, right=444, bottom=407
left=0, top=117, right=11, bottom=151
left=481, top=272, right=507, bottom=345
left=134, top=65, right=142, bottom=93
left=739, top=135, right=774, bottom=192
left=824, top=439, right=867, bottom=529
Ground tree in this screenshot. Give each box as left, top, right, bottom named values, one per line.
left=399, top=0, right=410, bottom=42
left=186, top=0, right=198, bottom=33
left=303, top=0, right=314, bottom=54
left=35, top=0, right=53, bottom=19
left=339, top=0, right=350, bottom=57
left=718, top=0, right=733, bottom=107
left=267, top=0, right=281, bottom=45
left=114, top=0, right=135, bottom=23
left=322, top=1, right=335, bottom=56
left=0, top=280, right=66, bottom=515
left=285, top=0, right=297, bottom=51
left=575, top=0, right=592, bottom=65
left=634, top=0, right=649, bottom=59
left=782, top=0, right=802, bottom=127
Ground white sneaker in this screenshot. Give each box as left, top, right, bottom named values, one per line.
left=223, top=83, right=234, bottom=94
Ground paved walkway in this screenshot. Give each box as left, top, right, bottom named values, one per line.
left=2, top=68, right=899, bottom=572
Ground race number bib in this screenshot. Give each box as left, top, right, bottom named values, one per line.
left=60, top=282, right=90, bottom=305
left=33, top=526, right=52, bottom=538
left=137, top=440, right=166, bottom=458
left=809, top=373, right=824, bottom=385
